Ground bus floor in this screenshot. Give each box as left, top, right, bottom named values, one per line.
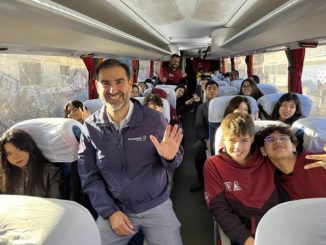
left=171, top=110, right=214, bottom=245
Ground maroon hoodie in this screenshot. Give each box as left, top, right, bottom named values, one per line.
left=204, top=149, right=280, bottom=245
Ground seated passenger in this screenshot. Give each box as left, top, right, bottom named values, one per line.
left=256, top=125, right=326, bottom=200
left=215, top=96, right=252, bottom=152
left=0, top=129, right=62, bottom=198
left=249, top=75, right=260, bottom=84
left=204, top=113, right=280, bottom=245
left=131, top=84, right=140, bottom=97
left=239, top=78, right=263, bottom=100
left=64, top=100, right=90, bottom=124
left=138, top=82, right=148, bottom=96
left=143, top=93, right=164, bottom=115
left=270, top=93, right=303, bottom=125
left=175, top=84, right=199, bottom=122
left=190, top=81, right=219, bottom=192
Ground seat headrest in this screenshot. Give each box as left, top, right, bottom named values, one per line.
left=257, top=84, right=278, bottom=95
left=230, top=79, right=243, bottom=92
left=133, top=97, right=170, bottom=122
left=292, top=117, right=326, bottom=152
left=0, top=195, right=101, bottom=245
left=208, top=95, right=259, bottom=123
left=152, top=86, right=177, bottom=108
left=9, top=118, right=82, bottom=162
left=155, top=84, right=177, bottom=90
left=218, top=86, right=239, bottom=96
left=83, top=99, right=104, bottom=114
left=257, top=93, right=313, bottom=117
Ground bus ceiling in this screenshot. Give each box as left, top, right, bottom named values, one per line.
left=1, top=0, right=326, bottom=59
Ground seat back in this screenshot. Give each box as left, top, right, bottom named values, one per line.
left=292, top=117, right=326, bottom=152
left=133, top=97, right=170, bottom=122
left=83, top=99, right=103, bottom=114
left=257, top=93, right=313, bottom=119
left=255, top=198, right=326, bottom=245
left=229, top=79, right=243, bottom=92
left=9, top=118, right=82, bottom=201
left=218, top=86, right=239, bottom=96
left=0, top=195, right=101, bottom=245
left=152, top=86, right=177, bottom=108
left=256, top=84, right=278, bottom=95
left=208, top=95, right=259, bottom=154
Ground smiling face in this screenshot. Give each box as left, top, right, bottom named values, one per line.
left=233, top=101, right=249, bottom=115
left=260, top=131, right=296, bottom=163
left=96, top=66, right=132, bottom=113
left=241, top=81, right=253, bottom=96
left=170, top=56, right=180, bottom=69
left=175, top=87, right=185, bottom=99
left=4, top=143, right=30, bottom=169
left=66, top=104, right=83, bottom=123
left=223, top=133, right=254, bottom=165
left=279, top=100, right=297, bottom=121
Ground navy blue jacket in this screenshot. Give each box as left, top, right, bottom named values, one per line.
left=78, top=100, right=183, bottom=219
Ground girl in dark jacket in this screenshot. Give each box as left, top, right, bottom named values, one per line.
left=0, top=129, right=61, bottom=198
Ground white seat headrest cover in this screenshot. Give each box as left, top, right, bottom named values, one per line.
left=152, top=86, right=177, bottom=108
left=254, top=120, right=287, bottom=133
left=257, top=84, right=278, bottom=95
left=230, top=79, right=243, bottom=92
left=255, top=198, right=326, bottom=245
left=218, top=86, right=239, bottom=96
left=208, top=95, right=259, bottom=123
left=134, top=97, right=170, bottom=122
left=292, top=117, right=326, bottom=152
left=83, top=99, right=103, bottom=114
left=10, top=118, right=82, bottom=162
left=257, top=93, right=313, bottom=117
left=155, top=84, right=177, bottom=90
left=0, top=195, right=101, bottom=245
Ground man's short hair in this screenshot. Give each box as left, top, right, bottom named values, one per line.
left=221, top=113, right=255, bottom=138
left=171, top=54, right=181, bottom=60
left=95, top=59, right=131, bottom=80
left=205, top=80, right=219, bottom=89
left=143, top=93, right=163, bottom=107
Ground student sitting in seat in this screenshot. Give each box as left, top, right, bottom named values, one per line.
left=256, top=125, right=326, bottom=200
left=144, top=93, right=164, bottom=115
left=239, top=78, right=263, bottom=101
left=204, top=113, right=281, bottom=245
left=270, top=93, right=303, bottom=125
left=0, top=129, right=62, bottom=198
left=64, top=100, right=90, bottom=124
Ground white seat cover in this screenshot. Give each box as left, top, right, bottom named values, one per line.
left=255, top=198, right=326, bottom=245
left=292, top=117, right=326, bottom=152
left=218, top=86, right=239, bottom=96
left=83, top=99, right=103, bottom=114
left=257, top=93, right=313, bottom=117
left=229, top=79, right=243, bottom=92
left=152, top=86, right=177, bottom=108
left=208, top=95, right=259, bottom=123
left=9, top=118, right=81, bottom=162
left=257, top=84, right=278, bottom=95
left=155, top=84, right=177, bottom=90
left=134, top=97, right=170, bottom=122
left=0, top=195, right=101, bottom=245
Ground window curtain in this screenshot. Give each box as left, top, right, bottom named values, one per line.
left=285, top=48, right=305, bottom=93
left=81, top=56, right=103, bottom=99
left=220, top=58, right=226, bottom=73
left=230, top=57, right=235, bottom=71
left=149, top=60, right=154, bottom=78
left=245, top=55, right=254, bottom=77
left=132, top=60, right=139, bottom=83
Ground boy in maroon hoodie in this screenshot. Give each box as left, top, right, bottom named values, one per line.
left=204, top=113, right=280, bottom=245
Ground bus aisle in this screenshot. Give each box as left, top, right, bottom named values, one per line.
left=171, top=110, right=214, bottom=245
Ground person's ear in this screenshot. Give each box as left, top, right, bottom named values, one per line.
left=260, top=147, right=267, bottom=157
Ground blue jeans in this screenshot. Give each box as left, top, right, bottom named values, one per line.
left=96, top=199, right=182, bottom=245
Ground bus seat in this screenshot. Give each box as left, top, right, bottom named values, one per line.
left=256, top=84, right=278, bottom=95
left=0, top=195, right=101, bottom=245
left=229, top=79, right=243, bottom=92
left=9, top=118, right=83, bottom=201
left=133, top=96, right=171, bottom=122
left=208, top=95, right=259, bottom=154
left=155, top=84, right=177, bottom=90
left=255, top=198, right=326, bottom=245
left=152, top=85, right=177, bottom=108
left=214, top=220, right=231, bottom=245
left=83, top=99, right=103, bottom=114
left=218, top=86, right=239, bottom=96
left=291, top=117, right=326, bottom=152
left=257, top=93, right=313, bottom=119
left=146, top=82, right=153, bottom=89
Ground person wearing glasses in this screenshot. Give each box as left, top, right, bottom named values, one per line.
left=256, top=125, right=326, bottom=200
left=239, top=78, right=263, bottom=101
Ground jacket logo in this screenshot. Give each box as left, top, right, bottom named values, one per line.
left=224, top=181, right=242, bottom=192
left=127, top=136, right=147, bottom=142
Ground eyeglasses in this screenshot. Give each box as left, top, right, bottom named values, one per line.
left=264, top=134, right=290, bottom=144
